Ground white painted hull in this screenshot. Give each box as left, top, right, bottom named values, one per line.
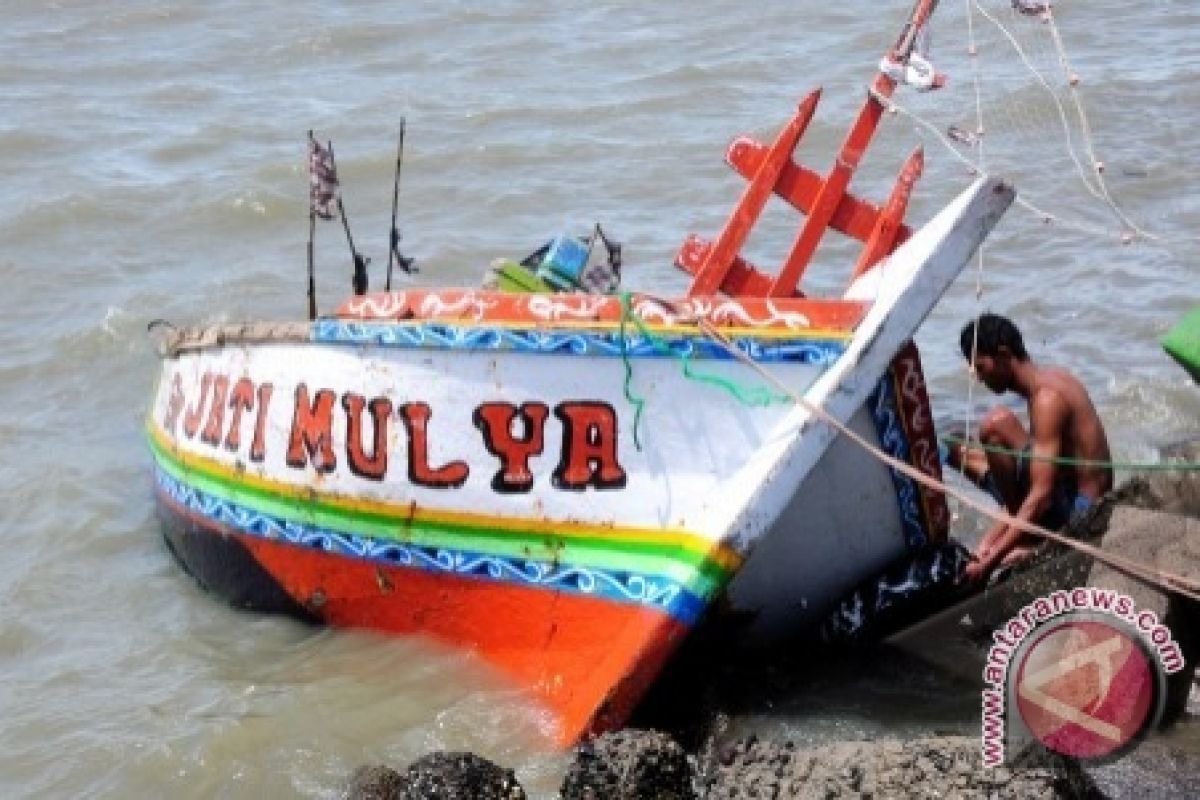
left=147, top=175, right=1013, bottom=741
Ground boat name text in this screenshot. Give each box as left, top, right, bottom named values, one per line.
left=162, top=371, right=628, bottom=492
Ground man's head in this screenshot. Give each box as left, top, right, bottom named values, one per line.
left=960, top=313, right=1028, bottom=393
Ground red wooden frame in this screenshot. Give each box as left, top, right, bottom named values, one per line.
left=679, top=0, right=940, bottom=300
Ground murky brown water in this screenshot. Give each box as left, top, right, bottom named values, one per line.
left=2, top=1, right=1197, bottom=796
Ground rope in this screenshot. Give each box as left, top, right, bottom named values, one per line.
left=940, top=433, right=1200, bottom=472
left=616, top=292, right=789, bottom=449
left=880, top=3, right=1164, bottom=243
left=880, top=92, right=1129, bottom=241
left=961, top=0, right=987, bottom=498
left=617, top=293, right=648, bottom=451
left=693, top=317, right=1200, bottom=603
left=970, top=0, right=1105, bottom=203
left=1043, top=8, right=1157, bottom=242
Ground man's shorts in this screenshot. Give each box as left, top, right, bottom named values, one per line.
left=979, top=445, right=1092, bottom=530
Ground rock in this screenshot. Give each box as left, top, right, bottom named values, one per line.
left=1107, top=461, right=1200, bottom=520
left=343, top=762, right=408, bottom=800
left=402, top=751, right=525, bottom=799
left=701, top=736, right=1095, bottom=799
left=560, top=729, right=695, bottom=800
left=1083, top=738, right=1200, bottom=799
left=1087, top=505, right=1200, bottom=725
left=343, top=764, right=408, bottom=800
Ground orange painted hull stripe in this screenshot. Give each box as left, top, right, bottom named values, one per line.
left=333, top=288, right=868, bottom=332
left=238, top=533, right=691, bottom=745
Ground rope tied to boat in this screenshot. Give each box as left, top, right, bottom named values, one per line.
left=616, top=292, right=789, bottom=450
left=939, top=433, right=1200, bottom=472
left=874, top=1, right=1161, bottom=245
left=617, top=293, right=649, bottom=450
left=691, top=317, right=1200, bottom=604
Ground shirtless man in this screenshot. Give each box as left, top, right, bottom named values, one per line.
left=949, top=314, right=1113, bottom=583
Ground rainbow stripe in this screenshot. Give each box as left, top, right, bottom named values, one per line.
left=147, top=424, right=741, bottom=624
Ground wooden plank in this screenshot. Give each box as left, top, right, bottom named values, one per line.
left=675, top=235, right=803, bottom=297
left=851, top=147, right=923, bottom=280
left=687, top=90, right=821, bottom=297
left=726, top=137, right=914, bottom=248
left=769, top=75, right=896, bottom=297
left=886, top=338, right=950, bottom=541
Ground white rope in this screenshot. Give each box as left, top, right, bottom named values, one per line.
left=971, top=0, right=1106, bottom=201
left=1044, top=8, right=1159, bottom=242
left=965, top=2, right=1160, bottom=243
left=961, top=0, right=987, bottom=506
left=878, top=90, right=1131, bottom=241
left=693, top=317, right=1200, bottom=603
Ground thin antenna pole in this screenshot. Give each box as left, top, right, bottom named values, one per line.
left=307, top=210, right=317, bottom=320
left=306, top=129, right=321, bottom=319
left=386, top=119, right=406, bottom=291
left=327, top=140, right=370, bottom=296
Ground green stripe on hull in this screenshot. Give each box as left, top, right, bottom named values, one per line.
left=148, top=437, right=734, bottom=600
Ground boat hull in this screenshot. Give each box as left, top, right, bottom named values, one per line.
left=146, top=297, right=840, bottom=744
left=146, top=176, right=1014, bottom=743
left=725, top=341, right=950, bottom=639
left=156, top=488, right=687, bottom=738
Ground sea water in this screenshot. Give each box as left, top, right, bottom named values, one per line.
left=1, top=1, right=1197, bottom=796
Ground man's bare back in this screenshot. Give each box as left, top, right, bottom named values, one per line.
left=953, top=314, right=1113, bottom=583
left=1027, top=365, right=1113, bottom=502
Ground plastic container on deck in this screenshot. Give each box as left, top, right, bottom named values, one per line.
left=537, top=235, right=592, bottom=288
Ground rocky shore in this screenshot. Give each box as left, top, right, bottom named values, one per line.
left=345, top=714, right=1200, bottom=798
left=343, top=726, right=1192, bottom=799
left=344, top=469, right=1200, bottom=799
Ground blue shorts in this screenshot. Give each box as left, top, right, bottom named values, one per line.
left=1039, top=485, right=1093, bottom=530
left=979, top=446, right=1092, bottom=530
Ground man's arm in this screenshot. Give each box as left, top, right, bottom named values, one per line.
left=965, top=391, right=1067, bottom=582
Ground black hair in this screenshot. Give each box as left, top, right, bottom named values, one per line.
left=960, top=313, right=1028, bottom=361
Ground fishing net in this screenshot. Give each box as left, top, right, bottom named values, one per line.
left=889, top=1, right=1148, bottom=243
left=865, top=2, right=1162, bottom=528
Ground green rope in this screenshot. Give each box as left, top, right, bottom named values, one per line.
left=618, top=294, right=648, bottom=451
left=617, top=293, right=790, bottom=449
left=939, top=433, right=1200, bottom=472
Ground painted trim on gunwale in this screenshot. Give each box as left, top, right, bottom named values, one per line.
left=311, top=319, right=850, bottom=363
left=334, top=289, right=871, bottom=331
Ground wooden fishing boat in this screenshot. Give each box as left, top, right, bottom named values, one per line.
left=147, top=0, right=1013, bottom=744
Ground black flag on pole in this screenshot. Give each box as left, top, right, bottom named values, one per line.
left=308, top=134, right=339, bottom=220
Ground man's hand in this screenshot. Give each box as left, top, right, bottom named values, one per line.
left=1000, top=544, right=1037, bottom=568
left=962, top=557, right=993, bottom=585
